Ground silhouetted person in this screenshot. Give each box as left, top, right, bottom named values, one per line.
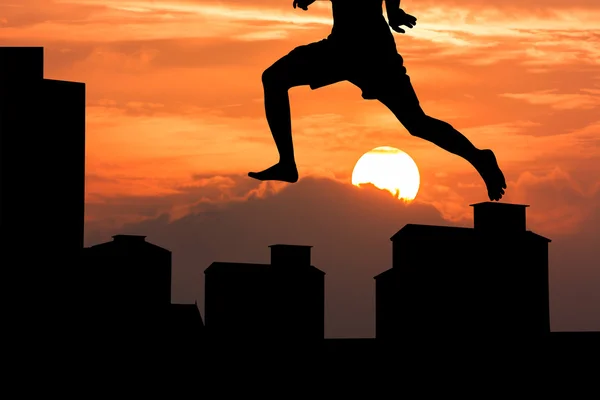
left=248, top=0, right=507, bottom=201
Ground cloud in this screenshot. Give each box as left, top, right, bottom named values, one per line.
left=0, top=0, right=333, bottom=42
left=412, top=0, right=600, bottom=10
left=85, top=175, right=600, bottom=337
left=431, top=152, right=600, bottom=232
left=502, top=168, right=598, bottom=234
left=500, top=89, right=600, bottom=110
left=0, top=0, right=106, bottom=28
left=85, top=172, right=284, bottom=224
left=549, top=187, right=600, bottom=331
left=4, top=0, right=600, bottom=68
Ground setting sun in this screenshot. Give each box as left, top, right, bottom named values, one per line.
left=351, top=146, right=421, bottom=202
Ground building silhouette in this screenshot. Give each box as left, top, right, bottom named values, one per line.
left=1, top=47, right=85, bottom=259
left=1, top=47, right=86, bottom=345
left=374, top=202, right=551, bottom=340
left=169, top=302, right=205, bottom=341
left=204, top=244, right=325, bottom=341
left=83, top=234, right=204, bottom=342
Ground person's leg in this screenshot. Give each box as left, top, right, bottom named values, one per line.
left=247, top=56, right=305, bottom=182
left=248, top=41, right=342, bottom=183
left=375, top=76, right=507, bottom=201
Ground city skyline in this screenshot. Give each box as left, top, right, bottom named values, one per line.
left=82, top=201, right=590, bottom=340
left=1, top=0, right=599, bottom=337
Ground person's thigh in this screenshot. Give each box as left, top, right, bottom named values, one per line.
left=376, top=73, right=423, bottom=117
left=376, top=76, right=429, bottom=135
left=349, top=52, right=421, bottom=107
left=263, top=39, right=348, bottom=89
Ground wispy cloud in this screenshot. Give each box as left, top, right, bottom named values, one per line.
left=500, top=89, right=600, bottom=110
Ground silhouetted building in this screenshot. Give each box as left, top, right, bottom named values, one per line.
left=270, top=245, right=325, bottom=339
left=0, top=46, right=44, bottom=84
left=1, top=47, right=85, bottom=258
left=374, top=202, right=551, bottom=340
left=1, top=47, right=85, bottom=344
left=83, top=235, right=172, bottom=337
left=204, top=261, right=271, bottom=340
left=204, top=244, right=325, bottom=341
left=170, top=302, right=205, bottom=341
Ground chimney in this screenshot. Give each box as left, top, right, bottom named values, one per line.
left=470, top=202, right=529, bottom=233
left=269, top=244, right=312, bottom=268
left=112, top=234, right=147, bottom=243
left=0, top=47, right=44, bottom=83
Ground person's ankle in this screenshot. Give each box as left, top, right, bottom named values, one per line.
left=279, top=159, right=296, bottom=167
left=467, top=149, right=483, bottom=164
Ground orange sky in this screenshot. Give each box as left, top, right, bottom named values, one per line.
left=2, top=0, right=598, bottom=335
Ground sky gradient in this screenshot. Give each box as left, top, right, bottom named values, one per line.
left=2, top=0, right=598, bottom=336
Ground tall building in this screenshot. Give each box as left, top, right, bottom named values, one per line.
left=1, top=47, right=85, bottom=260
left=204, top=244, right=325, bottom=341
left=1, top=47, right=85, bottom=345
left=374, top=202, right=551, bottom=340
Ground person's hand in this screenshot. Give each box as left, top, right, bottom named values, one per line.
left=293, top=0, right=315, bottom=11
left=388, top=9, right=417, bottom=34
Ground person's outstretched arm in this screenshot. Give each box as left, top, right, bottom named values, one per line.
left=386, top=0, right=418, bottom=33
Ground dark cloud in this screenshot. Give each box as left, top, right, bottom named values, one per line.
left=85, top=174, right=280, bottom=224
left=501, top=168, right=598, bottom=234
left=85, top=175, right=600, bottom=337
left=500, top=170, right=600, bottom=331
left=549, top=189, right=600, bottom=332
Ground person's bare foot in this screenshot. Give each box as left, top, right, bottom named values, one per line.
left=472, top=149, right=507, bottom=201
left=248, top=162, right=299, bottom=183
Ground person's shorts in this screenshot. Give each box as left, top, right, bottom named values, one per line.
left=276, top=37, right=419, bottom=104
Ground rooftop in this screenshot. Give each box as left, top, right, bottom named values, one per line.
left=204, top=261, right=325, bottom=275
left=268, top=244, right=313, bottom=249
left=204, top=262, right=271, bottom=274
left=470, top=202, right=529, bottom=208
left=85, top=234, right=171, bottom=253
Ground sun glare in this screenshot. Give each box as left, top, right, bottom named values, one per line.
left=351, top=146, right=420, bottom=202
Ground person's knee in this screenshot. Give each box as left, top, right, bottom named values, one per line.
left=262, top=64, right=289, bottom=89
left=406, top=123, right=426, bottom=137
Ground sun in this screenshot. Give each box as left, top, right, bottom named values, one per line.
left=351, top=146, right=420, bottom=202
